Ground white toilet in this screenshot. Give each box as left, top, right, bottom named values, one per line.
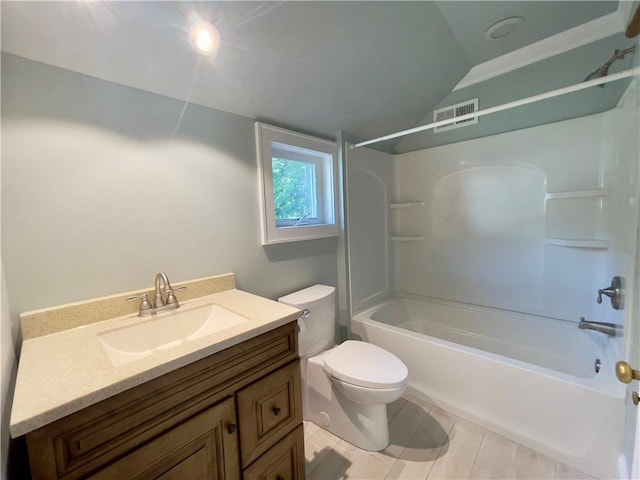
left=279, top=284, right=408, bottom=451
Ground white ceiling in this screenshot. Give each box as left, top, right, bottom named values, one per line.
left=1, top=1, right=633, bottom=152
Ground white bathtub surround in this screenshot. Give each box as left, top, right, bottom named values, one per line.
left=380, top=109, right=638, bottom=327
left=345, top=99, right=640, bottom=477
left=352, top=296, right=624, bottom=479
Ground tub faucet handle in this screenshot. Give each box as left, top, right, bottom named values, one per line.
left=597, top=288, right=615, bottom=303
left=596, top=276, right=623, bottom=310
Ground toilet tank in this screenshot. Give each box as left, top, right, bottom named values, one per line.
left=278, top=285, right=336, bottom=358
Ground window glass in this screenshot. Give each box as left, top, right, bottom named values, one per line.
left=272, top=157, right=318, bottom=223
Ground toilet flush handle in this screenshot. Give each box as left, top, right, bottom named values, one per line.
left=301, top=309, right=310, bottom=319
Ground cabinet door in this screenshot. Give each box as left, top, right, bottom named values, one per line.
left=243, top=425, right=305, bottom=480
left=88, top=397, right=239, bottom=480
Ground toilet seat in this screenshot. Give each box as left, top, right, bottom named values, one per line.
left=323, top=340, right=408, bottom=389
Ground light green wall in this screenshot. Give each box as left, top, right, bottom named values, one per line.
left=1, top=266, right=15, bottom=479
left=1, top=52, right=338, bottom=329
left=1, top=52, right=339, bottom=476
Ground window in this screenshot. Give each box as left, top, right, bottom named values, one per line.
left=256, top=123, right=339, bottom=245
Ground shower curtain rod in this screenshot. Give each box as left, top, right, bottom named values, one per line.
left=352, top=66, right=640, bottom=149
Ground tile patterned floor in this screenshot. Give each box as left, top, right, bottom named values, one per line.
left=304, top=394, right=596, bottom=480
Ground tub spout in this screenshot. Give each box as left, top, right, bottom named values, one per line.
left=578, top=317, right=620, bottom=337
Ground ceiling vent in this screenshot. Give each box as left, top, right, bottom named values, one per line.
left=433, top=98, right=478, bottom=133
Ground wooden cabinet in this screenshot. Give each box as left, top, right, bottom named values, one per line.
left=25, top=322, right=305, bottom=480
left=88, top=398, right=240, bottom=480
left=242, top=426, right=305, bottom=480
left=237, top=361, right=303, bottom=467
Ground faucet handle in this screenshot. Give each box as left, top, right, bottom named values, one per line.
left=166, top=286, right=187, bottom=306
left=126, top=293, right=153, bottom=316
left=596, top=276, right=623, bottom=310
left=597, top=287, right=616, bottom=303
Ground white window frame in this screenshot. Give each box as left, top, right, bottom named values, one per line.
left=256, top=122, right=339, bottom=245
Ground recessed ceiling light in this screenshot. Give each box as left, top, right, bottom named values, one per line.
left=484, top=16, right=524, bottom=40
left=189, top=21, right=220, bottom=55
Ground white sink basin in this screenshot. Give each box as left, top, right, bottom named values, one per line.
left=98, top=304, right=249, bottom=366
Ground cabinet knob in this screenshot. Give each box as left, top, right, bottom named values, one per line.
left=226, top=423, right=237, bottom=434
left=272, top=406, right=281, bottom=416
left=276, top=476, right=285, bottom=480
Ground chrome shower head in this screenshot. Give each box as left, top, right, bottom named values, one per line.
left=584, top=66, right=609, bottom=82
left=584, top=46, right=636, bottom=87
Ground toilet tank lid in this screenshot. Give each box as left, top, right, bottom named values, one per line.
left=278, top=284, right=335, bottom=308
left=323, top=340, right=408, bottom=389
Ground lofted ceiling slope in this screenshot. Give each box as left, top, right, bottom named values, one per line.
left=1, top=1, right=633, bottom=153
left=435, top=1, right=617, bottom=65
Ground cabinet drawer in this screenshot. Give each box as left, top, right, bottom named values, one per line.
left=237, top=360, right=302, bottom=467
left=242, top=425, right=305, bottom=480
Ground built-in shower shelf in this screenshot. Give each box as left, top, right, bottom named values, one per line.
left=545, top=189, right=610, bottom=200
left=389, top=201, right=425, bottom=209
left=545, top=238, right=608, bottom=249
left=390, top=235, right=424, bottom=242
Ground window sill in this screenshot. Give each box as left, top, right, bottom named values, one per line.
left=261, top=224, right=340, bottom=245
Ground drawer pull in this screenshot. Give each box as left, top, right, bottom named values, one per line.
left=276, top=476, right=285, bottom=480
left=227, top=423, right=237, bottom=434
left=272, top=406, right=281, bottom=416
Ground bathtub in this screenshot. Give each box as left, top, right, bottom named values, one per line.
left=351, top=295, right=626, bottom=479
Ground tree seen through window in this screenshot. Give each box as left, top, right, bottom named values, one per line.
left=272, top=157, right=317, bottom=222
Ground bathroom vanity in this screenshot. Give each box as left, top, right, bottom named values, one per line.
left=10, top=273, right=305, bottom=479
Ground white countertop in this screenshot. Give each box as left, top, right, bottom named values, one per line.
left=10, top=289, right=301, bottom=437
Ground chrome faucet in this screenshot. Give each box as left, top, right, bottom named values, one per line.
left=127, top=272, right=186, bottom=317
left=578, top=317, right=620, bottom=337
left=154, top=272, right=171, bottom=308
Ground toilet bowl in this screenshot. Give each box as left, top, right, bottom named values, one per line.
left=323, top=340, right=407, bottom=404
left=330, top=377, right=407, bottom=405
left=279, top=285, right=408, bottom=451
